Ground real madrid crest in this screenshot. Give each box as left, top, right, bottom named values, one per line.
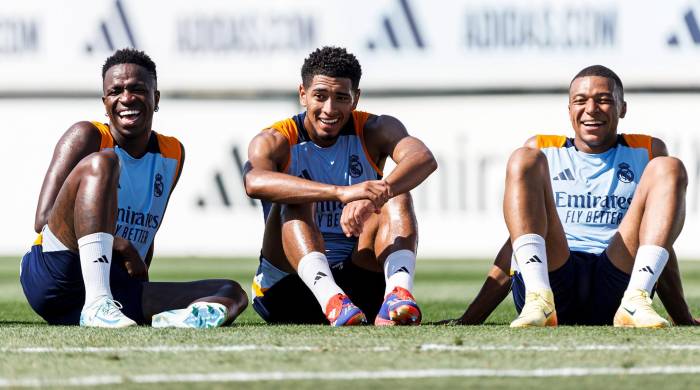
left=349, top=155, right=363, bottom=178
left=616, top=163, right=634, bottom=183
left=154, top=173, right=164, bottom=197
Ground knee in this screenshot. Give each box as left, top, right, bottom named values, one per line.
left=280, top=203, right=314, bottom=224
left=646, top=157, right=688, bottom=190
left=382, top=193, right=416, bottom=224
left=379, top=192, right=418, bottom=235
left=384, top=192, right=414, bottom=214
left=77, top=151, right=120, bottom=181
left=218, top=280, right=249, bottom=307
left=506, top=147, right=547, bottom=180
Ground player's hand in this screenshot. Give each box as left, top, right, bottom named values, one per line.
left=337, top=180, right=390, bottom=208
left=113, top=237, right=149, bottom=281
left=340, top=199, right=378, bottom=237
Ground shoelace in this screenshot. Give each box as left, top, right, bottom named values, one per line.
left=100, top=299, right=125, bottom=317
left=520, top=292, right=552, bottom=315
left=627, top=291, right=656, bottom=315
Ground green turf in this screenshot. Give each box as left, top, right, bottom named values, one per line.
left=1, top=256, right=700, bottom=389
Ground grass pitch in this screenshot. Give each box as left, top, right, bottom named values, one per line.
left=1, top=256, right=700, bottom=389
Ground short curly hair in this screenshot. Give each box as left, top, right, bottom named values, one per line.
left=571, top=65, right=623, bottom=101
left=301, top=46, right=362, bottom=90
left=102, top=48, right=157, bottom=83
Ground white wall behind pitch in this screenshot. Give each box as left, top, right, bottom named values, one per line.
left=3, top=94, right=700, bottom=259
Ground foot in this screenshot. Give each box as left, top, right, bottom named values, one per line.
left=375, top=287, right=421, bottom=326
left=152, top=302, right=228, bottom=329
left=79, top=298, right=137, bottom=328
left=510, top=289, right=557, bottom=328
left=613, top=289, right=670, bottom=328
left=325, top=294, right=366, bottom=326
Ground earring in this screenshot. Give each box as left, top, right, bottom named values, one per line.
left=154, top=106, right=159, bottom=112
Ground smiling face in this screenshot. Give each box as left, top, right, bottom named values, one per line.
left=102, top=63, right=160, bottom=144
left=568, top=75, right=626, bottom=154
left=299, top=75, right=359, bottom=147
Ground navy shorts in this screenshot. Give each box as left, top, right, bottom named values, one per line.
left=20, top=245, right=145, bottom=325
left=252, top=258, right=385, bottom=324
left=512, top=251, right=630, bottom=325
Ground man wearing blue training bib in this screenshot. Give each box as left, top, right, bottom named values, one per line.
left=449, top=65, right=697, bottom=327
left=20, top=48, right=248, bottom=328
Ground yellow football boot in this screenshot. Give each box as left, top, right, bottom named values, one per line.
left=613, top=289, right=670, bottom=328
left=510, top=289, right=558, bottom=328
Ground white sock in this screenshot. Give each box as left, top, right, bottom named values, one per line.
left=297, top=252, right=344, bottom=311
left=627, top=245, right=669, bottom=294
left=513, top=233, right=551, bottom=292
left=78, top=232, right=114, bottom=308
left=384, top=249, right=416, bottom=296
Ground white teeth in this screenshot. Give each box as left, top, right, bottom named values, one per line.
left=119, top=110, right=140, bottom=117
left=320, top=118, right=338, bottom=124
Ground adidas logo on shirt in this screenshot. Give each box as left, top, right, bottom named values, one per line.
left=552, top=168, right=575, bottom=181
left=638, top=266, right=654, bottom=275
left=395, top=266, right=410, bottom=275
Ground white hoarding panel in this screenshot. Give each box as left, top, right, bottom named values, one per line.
left=0, top=0, right=699, bottom=92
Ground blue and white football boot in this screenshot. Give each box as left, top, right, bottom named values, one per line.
left=152, top=302, right=228, bottom=328
left=79, top=298, right=137, bottom=328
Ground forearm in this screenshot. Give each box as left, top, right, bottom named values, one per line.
left=34, top=122, right=103, bottom=232
left=459, top=266, right=512, bottom=324
left=458, top=239, right=513, bottom=324
left=657, top=249, right=696, bottom=325
left=384, top=148, right=437, bottom=196
left=34, top=163, right=75, bottom=231
left=34, top=209, right=49, bottom=233
left=245, top=169, right=338, bottom=203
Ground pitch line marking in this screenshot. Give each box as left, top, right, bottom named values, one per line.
left=2, top=366, right=700, bottom=387
left=2, top=344, right=700, bottom=354
left=419, top=344, right=700, bottom=352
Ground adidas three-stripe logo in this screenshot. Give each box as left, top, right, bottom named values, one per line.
left=313, top=271, right=327, bottom=285
left=638, top=266, right=655, bottom=275
left=552, top=168, right=575, bottom=181
left=394, top=266, right=410, bottom=275
left=367, top=0, right=425, bottom=50
left=525, top=255, right=542, bottom=264
left=85, top=0, right=138, bottom=53
left=668, top=7, right=700, bottom=46
left=93, top=255, right=109, bottom=264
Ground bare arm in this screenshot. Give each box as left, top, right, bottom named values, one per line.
left=445, top=136, right=540, bottom=322
left=244, top=129, right=389, bottom=205
left=651, top=137, right=668, bottom=158
left=453, top=239, right=513, bottom=324
left=649, top=138, right=697, bottom=324
left=657, top=249, right=698, bottom=325
left=440, top=137, right=539, bottom=323
left=364, top=115, right=437, bottom=197
left=34, top=122, right=102, bottom=232
left=523, top=136, right=538, bottom=149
